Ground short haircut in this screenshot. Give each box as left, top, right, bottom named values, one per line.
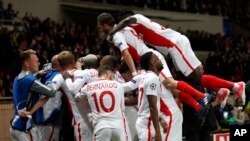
left=117, top=9, right=135, bottom=22
left=51, top=54, right=60, bottom=69
left=100, top=55, right=119, bottom=69
left=98, top=65, right=114, bottom=77
left=140, top=51, right=153, bottom=71
left=97, top=13, right=115, bottom=26
left=20, top=49, right=36, bottom=66
left=57, top=51, right=75, bottom=68
left=83, top=54, right=99, bottom=69
left=85, top=60, right=99, bottom=69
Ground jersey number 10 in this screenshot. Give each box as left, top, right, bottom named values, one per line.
left=92, top=91, right=115, bottom=113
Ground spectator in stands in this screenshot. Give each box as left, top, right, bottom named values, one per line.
left=4, top=3, right=18, bottom=20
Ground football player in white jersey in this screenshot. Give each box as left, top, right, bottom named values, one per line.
left=100, top=55, right=125, bottom=83
left=100, top=55, right=137, bottom=141
left=97, top=13, right=212, bottom=114
left=108, top=10, right=246, bottom=106
left=120, top=57, right=183, bottom=141
left=136, top=51, right=164, bottom=141
left=75, top=65, right=130, bottom=141
left=73, top=54, right=100, bottom=130
left=58, top=51, right=92, bottom=141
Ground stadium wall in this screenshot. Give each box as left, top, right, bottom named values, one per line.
left=134, top=9, right=223, bottom=34
left=5, top=0, right=223, bottom=35
left=3, top=0, right=62, bottom=21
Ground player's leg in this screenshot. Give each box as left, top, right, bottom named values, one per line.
left=201, top=75, right=246, bottom=104
left=153, top=49, right=210, bottom=111
left=160, top=73, right=210, bottom=112
left=122, top=112, right=132, bottom=141
left=78, top=102, right=94, bottom=141
left=10, top=127, right=36, bottom=141
left=124, top=106, right=138, bottom=141
left=74, top=122, right=90, bottom=141
left=36, top=125, right=54, bottom=141
left=135, top=123, right=154, bottom=141
left=93, top=128, right=111, bottom=141
left=170, top=35, right=201, bottom=78
left=153, top=48, right=206, bottom=101
left=172, top=35, right=245, bottom=105
left=111, top=128, right=127, bottom=141
left=160, top=87, right=183, bottom=141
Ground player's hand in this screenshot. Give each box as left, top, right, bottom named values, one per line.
left=75, top=59, right=84, bottom=70
left=159, top=118, right=168, bottom=133
left=107, top=34, right=113, bottom=43
left=154, top=133, right=162, bottom=141
left=75, top=93, right=83, bottom=101
left=36, top=70, right=47, bottom=79
left=19, top=111, right=31, bottom=118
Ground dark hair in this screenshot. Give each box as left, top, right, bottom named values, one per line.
left=84, top=60, right=99, bottom=69
left=97, top=13, right=115, bottom=26
left=140, top=51, right=153, bottom=71
left=100, top=55, right=119, bottom=69
left=117, top=9, right=134, bottom=22
left=98, top=65, right=115, bottom=77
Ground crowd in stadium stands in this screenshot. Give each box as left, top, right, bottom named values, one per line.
left=0, top=1, right=18, bottom=21
left=81, top=0, right=250, bottom=26
left=0, top=1, right=249, bottom=98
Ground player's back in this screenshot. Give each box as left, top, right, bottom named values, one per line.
left=84, top=79, right=125, bottom=131
left=130, top=14, right=181, bottom=46
left=120, top=26, right=151, bottom=61
left=82, top=68, right=99, bottom=84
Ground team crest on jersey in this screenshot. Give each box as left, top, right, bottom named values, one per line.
left=150, top=83, right=156, bottom=90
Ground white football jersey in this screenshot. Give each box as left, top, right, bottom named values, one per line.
left=66, top=69, right=98, bottom=94
left=60, top=76, right=84, bottom=124
left=130, top=14, right=181, bottom=47
left=80, top=79, right=126, bottom=133
left=136, top=71, right=161, bottom=128
left=114, top=71, right=125, bottom=83
left=41, top=72, right=84, bottom=125
left=42, top=73, right=63, bottom=120
left=112, top=26, right=150, bottom=63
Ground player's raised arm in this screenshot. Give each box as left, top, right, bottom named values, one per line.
left=108, top=16, right=137, bottom=36
left=122, top=49, right=137, bottom=76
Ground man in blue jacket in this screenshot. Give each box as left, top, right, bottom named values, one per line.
left=10, top=49, right=55, bottom=141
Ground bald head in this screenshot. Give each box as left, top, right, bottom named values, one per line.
left=51, top=54, right=61, bottom=71
left=100, top=55, right=119, bottom=70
